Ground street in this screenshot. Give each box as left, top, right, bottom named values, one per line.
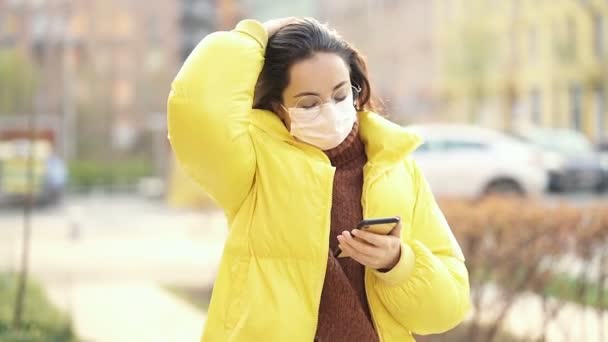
left=1, top=191, right=604, bottom=281
left=544, top=191, right=608, bottom=207
left=0, top=194, right=229, bottom=286
left=1, top=191, right=605, bottom=280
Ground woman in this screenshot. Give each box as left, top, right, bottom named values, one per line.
left=168, top=17, right=470, bottom=342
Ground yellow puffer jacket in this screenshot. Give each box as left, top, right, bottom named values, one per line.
left=168, top=19, right=470, bottom=342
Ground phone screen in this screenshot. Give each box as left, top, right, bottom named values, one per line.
left=357, top=217, right=400, bottom=235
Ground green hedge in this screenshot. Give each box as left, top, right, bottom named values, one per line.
left=68, top=159, right=154, bottom=191
left=0, top=273, right=77, bottom=342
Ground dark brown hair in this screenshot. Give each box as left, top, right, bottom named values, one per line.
left=253, top=18, right=377, bottom=113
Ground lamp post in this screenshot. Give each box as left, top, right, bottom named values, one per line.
left=61, top=6, right=76, bottom=161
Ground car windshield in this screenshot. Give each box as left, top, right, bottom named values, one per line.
left=414, top=138, right=488, bottom=153
left=528, top=130, right=593, bottom=155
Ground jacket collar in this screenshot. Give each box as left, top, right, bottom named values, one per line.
left=250, top=109, right=422, bottom=165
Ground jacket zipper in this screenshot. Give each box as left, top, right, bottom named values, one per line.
left=311, top=151, right=335, bottom=340
left=365, top=269, right=383, bottom=341
left=362, top=163, right=389, bottom=342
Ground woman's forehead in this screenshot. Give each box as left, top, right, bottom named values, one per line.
left=285, top=53, right=350, bottom=97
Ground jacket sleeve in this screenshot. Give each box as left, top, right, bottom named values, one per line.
left=167, top=20, right=267, bottom=214
left=370, top=159, right=471, bottom=335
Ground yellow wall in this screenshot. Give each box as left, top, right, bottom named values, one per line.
left=435, top=0, right=608, bottom=141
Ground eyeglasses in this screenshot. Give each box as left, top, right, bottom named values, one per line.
left=292, top=84, right=361, bottom=109
left=283, top=84, right=361, bottom=120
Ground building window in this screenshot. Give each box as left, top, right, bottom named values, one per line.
left=567, top=17, right=577, bottom=61
left=552, top=21, right=560, bottom=57
left=529, top=27, right=538, bottom=63
left=594, top=88, right=605, bottom=140
left=510, top=30, right=519, bottom=65
left=570, top=84, right=583, bottom=131
left=531, top=88, right=542, bottom=124
left=147, top=15, right=162, bottom=46
left=445, top=0, right=459, bottom=20
left=594, top=14, right=605, bottom=58
left=3, top=13, right=17, bottom=35
left=31, top=12, right=49, bottom=42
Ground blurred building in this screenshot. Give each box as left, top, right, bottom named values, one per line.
left=319, top=0, right=436, bottom=124
left=177, top=0, right=434, bottom=124
left=435, top=0, right=608, bottom=141
left=177, top=0, right=435, bottom=125
left=0, top=0, right=179, bottom=160
left=178, top=0, right=261, bottom=60
left=179, top=0, right=217, bottom=61
left=242, top=0, right=317, bottom=21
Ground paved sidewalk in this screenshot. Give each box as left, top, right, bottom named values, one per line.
left=0, top=197, right=226, bottom=342
left=45, top=281, right=206, bottom=342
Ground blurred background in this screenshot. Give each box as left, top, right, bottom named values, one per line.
left=1, top=0, right=608, bottom=341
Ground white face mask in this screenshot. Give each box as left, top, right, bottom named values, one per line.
left=285, top=93, right=357, bottom=150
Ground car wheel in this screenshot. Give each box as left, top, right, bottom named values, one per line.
left=595, top=180, right=608, bottom=193
left=484, top=179, right=524, bottom=196
left=548, top=176, right=565, bottom=193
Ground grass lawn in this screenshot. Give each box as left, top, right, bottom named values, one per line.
left=542, top=272, right=608, bottom=309
left=0, top=272, right=77, bottom=342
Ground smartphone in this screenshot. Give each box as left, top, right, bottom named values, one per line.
left=334, top=216, right=400, bottom=258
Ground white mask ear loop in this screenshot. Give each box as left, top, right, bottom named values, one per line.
left=352, top=84, right=362, bottom=107
left=278, top=104, right=292, bottom=129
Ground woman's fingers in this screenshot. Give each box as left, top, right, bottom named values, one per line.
left=351, top=228, right=388, bottom=247
left=337, top=239, right=378, bottom=267
left=340, top=231, right=377, bottom=256
left=350, top=253, right=378, bottom=268
left=337, top=227, right=404, bottom=268
left=337, top=230, right=403, bottom=269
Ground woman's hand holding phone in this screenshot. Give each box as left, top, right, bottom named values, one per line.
left=337, top=219, right=402, bottom=271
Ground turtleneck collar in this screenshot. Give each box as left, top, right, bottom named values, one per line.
left=324, top=121, right=366, bottom=167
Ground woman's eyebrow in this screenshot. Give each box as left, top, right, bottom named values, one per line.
left=332, top=81, right=348, bottom=91
left=293, top=91, right=319, bottom=98
left=293, top=81, right=349, bottom=98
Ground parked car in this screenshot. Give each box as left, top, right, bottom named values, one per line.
left=598, top=140, right=608, bottom=165
left=42, top=153, right=67, bottom=204
left=406, top=124, right=548, bottom=198
left=0, top=140, right=67, bottom=206
left=596, top=141, right=608, bottom=191
left=514, top=127, right=606, bottom=192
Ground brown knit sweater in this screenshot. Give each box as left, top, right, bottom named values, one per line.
left=314, top=121, right=380, bottom=342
